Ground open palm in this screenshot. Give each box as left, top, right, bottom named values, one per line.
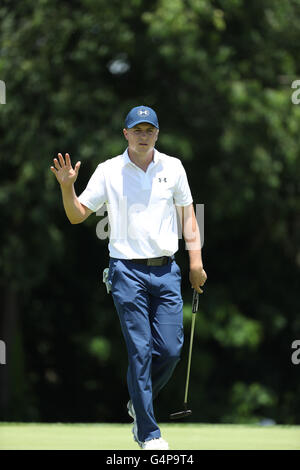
left=50, top=153, right=81, bottom=187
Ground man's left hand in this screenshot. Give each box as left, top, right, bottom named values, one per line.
left=189, top=266, right=207, bottom=294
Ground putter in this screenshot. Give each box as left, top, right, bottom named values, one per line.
left=170, top=288, right=200, bottom=419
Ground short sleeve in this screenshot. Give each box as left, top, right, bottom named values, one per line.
left=78, top=163, right=107, bottom=212
left=173, top=161, right=193, bottom=206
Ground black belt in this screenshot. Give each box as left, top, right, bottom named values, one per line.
left=129, top=256, right=172, bottom=266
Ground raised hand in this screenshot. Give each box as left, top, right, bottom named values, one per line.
left=50, top=153, right=81, bottom=187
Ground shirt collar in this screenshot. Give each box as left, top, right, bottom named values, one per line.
left=122, top=148, right=160, bottom=167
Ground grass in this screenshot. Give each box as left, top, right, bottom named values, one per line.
left=0, top=422, right=300, bottom=450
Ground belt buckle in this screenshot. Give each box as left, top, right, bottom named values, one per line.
left=147, top=257, right=160, bottom=266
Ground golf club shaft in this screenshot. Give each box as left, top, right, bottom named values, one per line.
left=184, top=312, right=196, bottom=404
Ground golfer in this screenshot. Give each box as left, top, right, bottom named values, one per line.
left=50, top=106, right=207, bottom=450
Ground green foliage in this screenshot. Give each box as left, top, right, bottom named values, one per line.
left=0, top=0, right=299, bottom=424
left=224, top=382, right=277, bottom=424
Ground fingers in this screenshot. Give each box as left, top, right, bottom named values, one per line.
left=190, top=275, right=206, bottom=294
left=74, top=161, right=81, bottom=173
left=58, top=153, right=65, bottom=167
left=52, top=153, right=72, bottom=171
left=52, top=157, right=60, bottom=171
left=194, top=286, right=203, bottom=294
left=65, top=153, right=72, bottom=168
left=52, top=154, right=63, bottom=171
left=190, top=273, right=206, bottom=295
left=50, top=154, right=81, bottom=183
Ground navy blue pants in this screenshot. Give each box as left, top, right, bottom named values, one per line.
left=108, top=257, right=184, bottom=442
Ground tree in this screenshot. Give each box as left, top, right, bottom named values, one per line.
left=0, top=0, right=299, bottom=423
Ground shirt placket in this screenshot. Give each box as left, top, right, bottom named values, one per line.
left=130, top=162, right=152, bottom=190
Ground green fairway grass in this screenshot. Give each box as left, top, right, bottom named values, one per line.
left=0, top=422, right=299, bottom=450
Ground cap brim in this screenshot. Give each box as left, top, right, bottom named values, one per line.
left=127, top=119, right=159, bottom=129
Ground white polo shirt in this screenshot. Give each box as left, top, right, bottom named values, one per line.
left=78, top=148, right=193, bottom=259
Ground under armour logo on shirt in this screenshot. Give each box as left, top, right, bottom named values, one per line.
left=158, top=177, right=167, bottom=183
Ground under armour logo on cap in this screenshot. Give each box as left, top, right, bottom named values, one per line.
left=125, top=105, right=159, bottom=129
left=138, top=109, right=150, bottom=116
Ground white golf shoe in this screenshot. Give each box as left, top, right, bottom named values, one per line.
left=142, top=437, right=169, bottom=450
left=127, top=400, right=169, bottom=450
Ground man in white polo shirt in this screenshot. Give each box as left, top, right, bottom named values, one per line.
left=50, top=105, right=207, bottom=450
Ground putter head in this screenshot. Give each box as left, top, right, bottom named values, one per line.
left=169, top=409, right=192, bottom=420
left=169, top=403, right=192, bottom=420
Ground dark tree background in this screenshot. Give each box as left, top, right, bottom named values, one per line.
left=0, top=0, right=299, bottom=424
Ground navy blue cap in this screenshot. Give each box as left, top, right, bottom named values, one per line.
left=125, top=105, right=159, bottom=129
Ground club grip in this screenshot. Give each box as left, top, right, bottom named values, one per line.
left=192, top=289, right=199, bottom=313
